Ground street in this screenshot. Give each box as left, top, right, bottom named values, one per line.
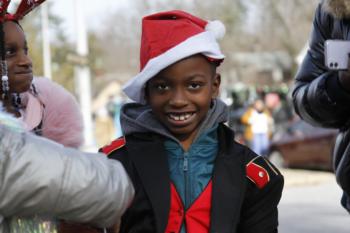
left=279, top=169, right=350, bottom=232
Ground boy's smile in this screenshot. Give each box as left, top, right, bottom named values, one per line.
left=166, top=111, right=196, bottom=129
left=168, top=112, right=194, bottom=122
left=146, top=54, right=220, bottom=149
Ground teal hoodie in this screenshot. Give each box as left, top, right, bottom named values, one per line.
left=164, top=125, right=218, bottom=209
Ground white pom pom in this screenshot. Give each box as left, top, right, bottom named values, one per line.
left=205, top=20, right=226, bottom=40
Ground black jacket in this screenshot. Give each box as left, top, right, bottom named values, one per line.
left=292, top=0, right=350, bottom=210
left=107, top=124, right=283, bottom=233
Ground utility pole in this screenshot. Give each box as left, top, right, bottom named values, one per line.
left=40, top=3, right=52, bottom=79
left=74, top=0, right=94, bottom=149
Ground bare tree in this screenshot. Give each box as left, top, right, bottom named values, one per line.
left=91, top=0, right=319, bottom=90
left=21, top=4, right=76, bottom=92
left=248, top=0, right=318, bottom=56
left=94, top=0, right=247, bottom=82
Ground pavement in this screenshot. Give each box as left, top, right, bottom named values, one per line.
left=279, top=168, right=350, bottom=233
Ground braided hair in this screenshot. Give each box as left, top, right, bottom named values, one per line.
left=0, top=17, right=9, bottom=100
left=0, top=17, right=26, bottom=112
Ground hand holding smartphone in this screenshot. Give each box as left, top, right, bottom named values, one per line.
left=324, top=40, right=350, bottom=70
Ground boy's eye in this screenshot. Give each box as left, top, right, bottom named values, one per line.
left=188, top=82, right=202, bottom=89
left=154, top=83, right=169, bottom=91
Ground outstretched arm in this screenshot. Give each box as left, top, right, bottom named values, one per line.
left=0, top=125, right=134, bottom=228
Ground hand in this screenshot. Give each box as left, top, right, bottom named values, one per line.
left=57, top=221, right=103, bottom=233
left=338, top=70, right=350, bottom=92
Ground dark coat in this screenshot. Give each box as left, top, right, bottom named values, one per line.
left=292, top=0, right=350, bottom=210
left=107, top=124, right=283, bottom=233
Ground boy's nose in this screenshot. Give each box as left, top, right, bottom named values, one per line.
left=169, top=90, right=188, bottom=107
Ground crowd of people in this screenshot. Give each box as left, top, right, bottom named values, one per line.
left=0, top=0, right=349, bottom=233
left=227, top=89, right=294, bottom=158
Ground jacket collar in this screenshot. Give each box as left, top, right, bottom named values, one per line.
left=323, top=0, right=350, bottom=19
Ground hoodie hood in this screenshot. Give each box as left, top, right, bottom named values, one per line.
left=323, top=0, right=350, bottom=19
left=120, top=98, right=229, bottom=143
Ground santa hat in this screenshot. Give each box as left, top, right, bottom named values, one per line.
left=123, top=10, right=226, bottom=104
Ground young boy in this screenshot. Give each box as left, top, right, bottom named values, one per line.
left=67, top=10, right=284, bottom=233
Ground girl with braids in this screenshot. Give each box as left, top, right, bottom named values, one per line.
left=0, top=0, right=84, bottom=232
left=0, top=1, right=84, bottom=147
left=0, top=4, right=134, bottom=233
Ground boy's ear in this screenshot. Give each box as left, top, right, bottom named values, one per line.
left=212, top=73, right=221, bottom=98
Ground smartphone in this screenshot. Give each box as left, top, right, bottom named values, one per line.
left=324, top=40, right=350, bottom=70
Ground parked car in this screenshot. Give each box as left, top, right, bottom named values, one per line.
left=268, top=119, right=337, bottom=171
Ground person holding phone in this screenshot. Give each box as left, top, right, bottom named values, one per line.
left=292, top=0, right=350, bottom=212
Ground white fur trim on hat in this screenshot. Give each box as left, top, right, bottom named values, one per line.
left=205, top=20, right=226, bottom=40
left=123, top=31, right=225, bottom=104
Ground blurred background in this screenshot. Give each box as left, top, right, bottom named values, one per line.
left=15, top=0, right=350, bottom=231
left=24, top=0, right=319, bottom=147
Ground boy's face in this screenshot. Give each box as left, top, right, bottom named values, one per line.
left=146, top=54, right=220, bottom=144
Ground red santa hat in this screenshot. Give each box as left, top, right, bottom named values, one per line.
left=123, top=10, right=226, bottom=104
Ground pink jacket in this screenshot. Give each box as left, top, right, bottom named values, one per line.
left=22, top=77, right=84, bottom=148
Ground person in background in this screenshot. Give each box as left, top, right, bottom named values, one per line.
left=106, top=95, right=124, bottom=140
left=0, top=0, right=83, bottom=232
left=240, top=102, right=255, bottom=147
left=0, top=1, right=84, bottom=148
left=246, top=99, right=274, bottom=157
left=64, top=10, right=284, bottom=233
left=264, top=92, right=294, bottom=135
left=292, top=0, right=350, bottom=211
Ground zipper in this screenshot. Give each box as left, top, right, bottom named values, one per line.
left=183, top=152, right=189, bottom=208
left=183, top=152, right=188, bottom=171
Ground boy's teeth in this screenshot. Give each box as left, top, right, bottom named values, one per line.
left=169, top=113, right=192, bottom=121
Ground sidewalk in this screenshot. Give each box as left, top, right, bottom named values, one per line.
left=279, top=169, right=350, bottom=233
